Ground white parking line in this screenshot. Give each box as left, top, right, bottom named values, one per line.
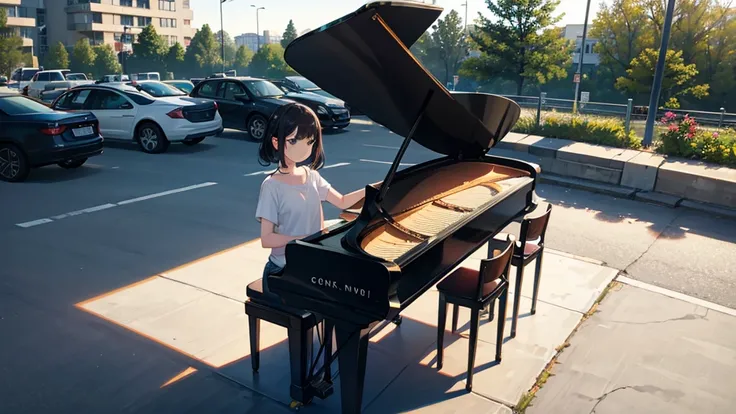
left=360, top=159, right=415, bottom=167
left=244, top=162, right=350, bottom=176
left=363, top=144, right=399, bottom=150
left=15, top=182, right=218, bottom=229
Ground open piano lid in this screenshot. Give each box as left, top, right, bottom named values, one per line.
left=284, top=1, right=521, bottom=157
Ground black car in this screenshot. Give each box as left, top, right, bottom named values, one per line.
left=276, top=75, right=361, bottom=115
left=0, top=94, right=103, bottom=182
left=189, top=77, right=350, bottom=141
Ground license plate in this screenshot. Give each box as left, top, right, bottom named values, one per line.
left=73, top=126, right=94, bottom=137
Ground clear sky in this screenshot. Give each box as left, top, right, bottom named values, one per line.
left=191, top=0, right=611, bottom=38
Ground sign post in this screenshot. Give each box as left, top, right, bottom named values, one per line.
left=453, top=75, right=459, bottom=91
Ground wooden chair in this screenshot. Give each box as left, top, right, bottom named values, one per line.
left=435, top=237, right=514, bottom=392
left=509, top=203, right=552, bottom=338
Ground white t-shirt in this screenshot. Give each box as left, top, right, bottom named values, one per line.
left=255, top=167, right=332, bottom=267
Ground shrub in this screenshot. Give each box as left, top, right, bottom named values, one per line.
left=512, top=114, right=641, bottom=149
left=656, top=111, right=736, bottom=167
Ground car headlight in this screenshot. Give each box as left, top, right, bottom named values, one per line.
left=316, top=105, right=329, bottom=115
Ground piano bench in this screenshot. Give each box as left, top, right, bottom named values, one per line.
left=245, top=279, right=333, bottom=405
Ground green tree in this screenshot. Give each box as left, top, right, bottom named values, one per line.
left=71, top=38, right=96, bottom=76
left=615, top=48, right=709, bottom=108
left=0, top=8, right=24, bottom=77
left=427, top=10, right=468, bottom=86
left=44, top=42, right=70, bottom=69
left=93, top=44, right=122, bottom=78
left=128, top=24, right=167, bottom=74
left=281, top=20, right=298, bottom=49
left=184, top=24, right=221, bottom=76
left=248, top=43, right=294, bottom=78
left=233, top=45, right=253, bottom=75
left=462, top=0, right=572, bottom=95
left=215, top=30, right=237, bottom=67
left=166, top=42, right=185, bottom=77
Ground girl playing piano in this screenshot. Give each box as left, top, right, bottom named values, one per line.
left=255, top=103, right=365, bottom=293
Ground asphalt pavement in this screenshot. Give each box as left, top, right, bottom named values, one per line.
left=1, top=116, right=735, bottom=412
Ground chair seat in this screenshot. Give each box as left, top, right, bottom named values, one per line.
left=519, top=242, right=541, bottom=258
left=437, top=267, right=501, bottom=300
left=246, top=279, right=312, bottom=318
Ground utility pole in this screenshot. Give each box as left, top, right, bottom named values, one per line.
left=572, top=0, right=591, bottom=114
left=461, top=2, right=468, bottom=32
left=251, top=5, right=265, bottom=50
left=643, top=0, right=677, bottom=147
left=220, top=0, right=231, bottom=73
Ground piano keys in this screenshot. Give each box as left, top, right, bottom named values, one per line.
left=267, top=2, right=540, bottom=413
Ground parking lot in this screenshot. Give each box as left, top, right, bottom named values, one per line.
left=2, top=116, right=736, bottom=412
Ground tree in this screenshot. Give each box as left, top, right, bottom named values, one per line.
left=128, top=24, right=167, bottom=74
left=93, top=44, right=122, bottom=78
left=427, top=10, right=468, bottom=86
left=215, top=30, right=237, bottom=67
left=615, top=48, right=709, bottom=108
left=248, top=44, right=295, bottom=78
left=166, top=42, right=185, bottom=77
left=462, top=0, right=572, bottom=95
left=44, top=42, right=69, bottom=69
left=233, top=45, right=254, bottom=75
left=71, top=38, right=96, bottom=76
left=184, top=24, right=221, bottom=76
left=281, top=20, right=298, bottom=49
left=0, top=8, right=24, bottom=77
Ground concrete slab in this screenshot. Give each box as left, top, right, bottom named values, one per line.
left=540, top=174, right=636, bottom=198
left=634, top=191, right=682, bottom=208
left=680, top=199, right=736, bottom=219
left=527, top=137, right=574, bottom=158
left=498, top=132, right=532, bottom=153
left=621, top=152, right=665, bottom=191
left=546, top=158, right=622, bottom=185
left=655, top=158, right=736, bottom=208
left=529, top=284, right=736, bottom=414
left=556, top=142, right=639, bottom=170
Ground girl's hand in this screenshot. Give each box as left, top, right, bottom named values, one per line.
left=326, top=187, right=366, bottom=210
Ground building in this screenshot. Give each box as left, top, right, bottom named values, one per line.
left=563, top=24, right=600, bottom=67
left=46, top=0, right=195, bottom=58
left=1, top=0, right=45, bottom=65
left=234, top=30, right=282, bottom=52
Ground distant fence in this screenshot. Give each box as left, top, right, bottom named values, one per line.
left=498, top=92, right=736, bottom=135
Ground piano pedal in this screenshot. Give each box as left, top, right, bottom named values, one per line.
left=392, top=315, right=403, bottom=326
left=310, top=378, right=335, bottom=400
left=289, top=400, right=308, bottom=410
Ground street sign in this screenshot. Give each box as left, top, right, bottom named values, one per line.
left=581, top=91, right=590, bottom=103
left=573, top=73, right=581, bottom=83
left=453, top=75, right=459, bottom=85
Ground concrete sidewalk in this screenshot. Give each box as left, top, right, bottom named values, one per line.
left=527, top=278, right=736, bottom=414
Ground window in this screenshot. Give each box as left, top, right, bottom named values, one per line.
left=5, top=6, right=16, bottom=17
left=158, top=0, right=175, bottom=11
left=243, top=80, right=284, bottom=98
left=50, top=72, right=65, bottom=81
left=183, top=0, right=190, bottom=8
left=55, top=89, right=92, bottom=111
left=170, top=35, right=177, bottom=45
left=137, top=0, right=150, bottom=8
left=36, top=72, right=50, bottom=82
left=121, top=15, right=134, bottom=26
left=161, top=35, right=169, bottom=44
left=19, top=28, right=34, bottom=39
left=90, top=90, right=130, bottom=110
left=585, top=44, right=590, bottom=54
left=133, top=82, right=186, bottom=97
left=120, top=0, right=132, bottom=6
left=183, top=19, right=190, bottom=26
left=184, top=36, right=191, bottom=47
left=223, top=82, right=245, bottom=100
left=0, top=96, right=56, bottom=115
left=92, top=12, right=102, bottom=23
left=197, top=81, right=219, bottom=98
left=159, top=18, right=176, bottom=28
left=137, top=16, right=151, bottom=26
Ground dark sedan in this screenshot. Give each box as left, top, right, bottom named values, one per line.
left=0, top=94, right=103, bottom=182
left=275, top=75, right=360, bottom=115
left=190, top=77, right=350, bottom=141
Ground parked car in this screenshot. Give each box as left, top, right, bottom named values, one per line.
left=0, top=94, right=103, bottom=182
left=100, top=74, right=130, bottom=83
left=9, top=67, right=40, bottom=92
left=271, top=82, right=351, bottom=130
left=131, top=72, right=161, bottom=81
left=163, top=80, right=195, bottom=94
left=275, top=75, right=360, bottom=115
left=50, top=83, right=222, bottom=154
left=190, top=77, right=350, bottom=140
left=27, top=70, right=94, bottom=99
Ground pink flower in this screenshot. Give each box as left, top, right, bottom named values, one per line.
left=689, top=125, right=697, bottom=134
left=664, top=111, right=676, bottom=120
left=687, top=132, right=695, bottom=139
left=712, top=132, right=719, bottom=139
left=668, top=124, right=678, bottom=132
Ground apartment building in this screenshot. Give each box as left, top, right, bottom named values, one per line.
left=46, top=0, right=195, bottom=55
left=1, top=0, right=44, bottom=64
left=563, top=24, right=600, bottom=67
left=234, top=30, right=283, bottom=52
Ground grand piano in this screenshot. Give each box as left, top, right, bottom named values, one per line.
left=268, top=2, right=540, bottom=413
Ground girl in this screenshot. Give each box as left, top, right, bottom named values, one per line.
left=255, top=103, right=365, bottom=293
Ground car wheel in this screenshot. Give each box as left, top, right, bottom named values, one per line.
left=57, top=158, right=87, bottom=169
left=0, top=143, right=30, bottom=182
left=136, top=122, right=170, bottom=154
left=247, top=114, right=267, bottom=141
left=183, top=137, right=205, bottom=146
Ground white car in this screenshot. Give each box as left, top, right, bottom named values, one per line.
left=50, top=83, right=223, bottom=153
left=27, top=70, right=94, bottom=99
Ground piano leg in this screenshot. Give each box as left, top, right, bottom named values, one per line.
left=288, top=324, right=314, bottom=404
left=335, top=325, right=372, bottom=414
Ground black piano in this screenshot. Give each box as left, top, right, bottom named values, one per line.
left=268, top=2, right=539, bottom=413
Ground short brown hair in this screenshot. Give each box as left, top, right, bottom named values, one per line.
left=258, top=103, right=325, bottom=170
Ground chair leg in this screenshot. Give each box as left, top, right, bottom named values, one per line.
left=487, top=301, right=495, bottom=322
left=531, top=252, right=545, bottom=315
left=451, top=304, right=459, bottom=333
left=466, top=308, right=480, bottom=392
left=496, top=289, right=508, bottom=362
left=437, top=293, right=448, bottom=370
left=511, top=262, right=525, bottom=338
left=248, top=315, right=260, bottom=372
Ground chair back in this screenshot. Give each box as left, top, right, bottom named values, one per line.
left=520, top=204, right=553, bottom=247
left=475, top=237, right=514, bottom=301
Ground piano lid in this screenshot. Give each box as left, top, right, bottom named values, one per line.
left=284, top=1, right=520, bottom=157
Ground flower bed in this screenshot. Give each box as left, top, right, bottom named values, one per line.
left=513, top=114, right=641, bottom=149
left=656, top=112, right=736, bottom=167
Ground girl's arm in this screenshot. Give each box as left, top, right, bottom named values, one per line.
left=326, top=187, right=366, bottom=210
left=260, top=218, right=306, bottom=248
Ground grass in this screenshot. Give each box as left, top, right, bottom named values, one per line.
left=513, top=280, right=623, bottom=413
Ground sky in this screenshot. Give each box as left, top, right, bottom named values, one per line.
left=191, top=0, right=613, bottom=38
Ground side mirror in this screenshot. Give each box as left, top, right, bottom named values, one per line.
left=234, top=93, right=249, bottom=103
left=120, top=102, right=133, bottom=110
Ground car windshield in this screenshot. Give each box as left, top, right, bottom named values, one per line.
left=21, top=70, right=39, bottom=81
left=133, top=82, right=186, bottom=97
left=169, top=82, right=193, bottom=93
left=243, top=80, right=284, bottom=98
left=0, top=96, right=55, bottom=115
left=291, top=77, right=319, bottom=90
left=66, top=73, right=87, bottom=80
